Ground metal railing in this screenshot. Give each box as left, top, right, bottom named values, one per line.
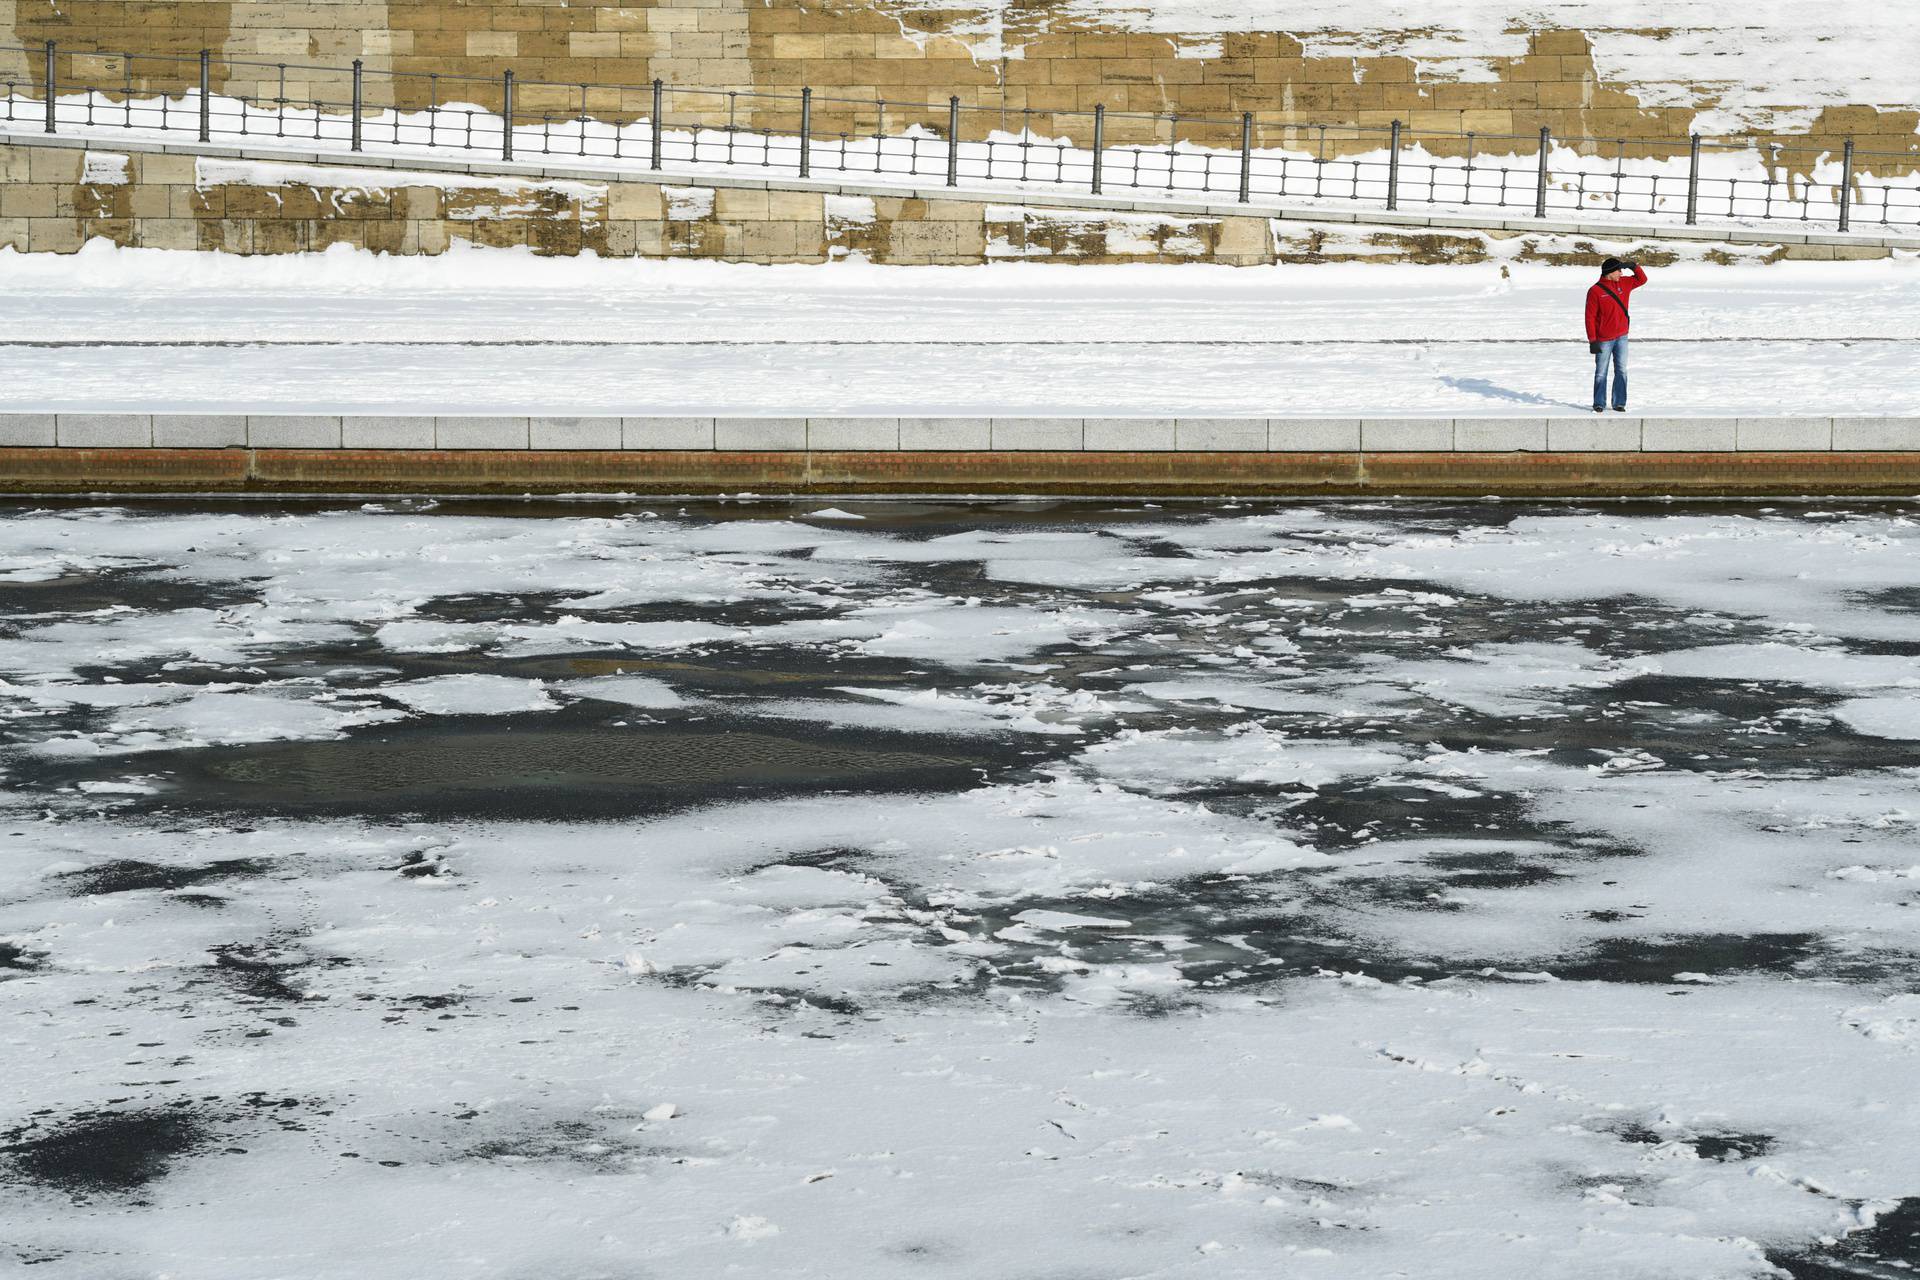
left=4, top=40, right=1916, bottom=233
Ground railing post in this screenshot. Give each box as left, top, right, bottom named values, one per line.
left=1386, top=118, right=1401, bottom=210
left=501, top=69, right=513, bottom=161
left=1535, top=125, right=1550, bottom=218
left=651, top=79, right=663, bottom=170
left=799, top=86, right=812, bottom=178
left=43, top=40, right=55, bottom=134
left=1686, top=133, right=1700, bottom=225
left=1238, top=111, right=1252, bottom=203
left=1839, top=137, right=1854, bottom=232
left=199, top=49, right=212, bottom=142
left=349, top=57, right=362, bottom=151
left=1091, top=104, right=1104, bottom=194
left=946, top=95, right=959, bottom=187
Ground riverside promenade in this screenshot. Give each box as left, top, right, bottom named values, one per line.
left=6, top=249, right=1920, bottom=495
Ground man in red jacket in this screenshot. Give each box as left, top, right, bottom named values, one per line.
left=1585, top=257, right=1648, bottom=412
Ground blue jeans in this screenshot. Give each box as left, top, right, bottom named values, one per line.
left=1593, top=336, right=1628, bottom=409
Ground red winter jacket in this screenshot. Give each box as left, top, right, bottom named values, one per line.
left=1585, top=266, right=1647, bottom=342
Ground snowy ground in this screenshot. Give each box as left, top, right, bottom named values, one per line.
left=2, top=497, right=1920, bottom=1278
left=3, top=247, right=1919, bottom=416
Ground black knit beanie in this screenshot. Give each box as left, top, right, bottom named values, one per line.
left=1600, top=257, right=1626, bottom=276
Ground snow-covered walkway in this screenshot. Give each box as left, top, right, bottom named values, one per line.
left=4, top=247, right=1917, bottom=416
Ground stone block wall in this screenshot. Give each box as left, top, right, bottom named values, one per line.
left=3, top=136, right=1887, bottom=265
left=0, top=136, right=1287, bottom=261
left=4, top=3, right=1917, bottom=177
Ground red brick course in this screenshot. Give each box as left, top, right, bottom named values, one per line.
left=2, top=448, right=1919, bottom=496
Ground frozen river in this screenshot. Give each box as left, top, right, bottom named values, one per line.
left=2, top=496, right=1919, bottom=1279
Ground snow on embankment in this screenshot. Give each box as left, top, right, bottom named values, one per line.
left=887, top=0, right=1920, bottom=135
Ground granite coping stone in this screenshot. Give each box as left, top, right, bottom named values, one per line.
left=1735, top=417, right=1831, bottom=451
left=246, top=415, right=342, bottom=448
left=153, top=413, right=247, bottom=448
left=1454, top=418, right=1549, bottom=452
left=56, top=413, right=152, bottom=448
left=1547, top=417, right=1644, bottom=452
left=1360, top=419, right=1455, bottom=452
left=991, top=418, right=1084, bottom=451
left=11, top=414, right=1920, bottom=455
left=1833, top=418, right=1920, bottom=451
left=1083, top=418, right=1178, bottom=451
left=531, top=416, right=623, bottom=450
left=1176, top=418, right=1268, bottom=451
left=715, top=417, right=808, bottom=450
left=1267, top=419, right=1362, bottom=451
left=0, top=413, right=56, bottom=447
left=808, top=417, right=900, bottom=450
left=899, top=417, right=992, bottom=450
left=623, top=417, right=715, bottom=450
left=343, top=415, right=436, bottom=449
left=1642, top=418, right=1738, bottom=452
left=436, top=416, right=530, bottom=450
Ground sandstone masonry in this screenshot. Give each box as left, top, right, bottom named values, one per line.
left=3, top=3, right=1916, bottom=181
left=4, top=134, right=1906, bottom=264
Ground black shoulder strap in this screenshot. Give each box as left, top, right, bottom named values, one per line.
left=1598, top=282, right=1629, bottom=317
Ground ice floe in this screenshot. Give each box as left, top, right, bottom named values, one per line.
left=4, top=499, right=1920, bottom=1278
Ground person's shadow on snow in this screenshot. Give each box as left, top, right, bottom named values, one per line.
left=1440, top=376, right=1587, bottom=411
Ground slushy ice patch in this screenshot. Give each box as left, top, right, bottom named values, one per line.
left=143, top=721, right=1023, bottom=818
left=54, top=857, right=275, bottom=897
left=0, top=940, right=46, bottom=973
left=1, top=1108, right=209, bottom=1199
left=1773, top=1198, right=1920, bottom=1280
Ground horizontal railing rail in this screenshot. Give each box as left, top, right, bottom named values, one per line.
left=2, top=40, right=1914, bottom=233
